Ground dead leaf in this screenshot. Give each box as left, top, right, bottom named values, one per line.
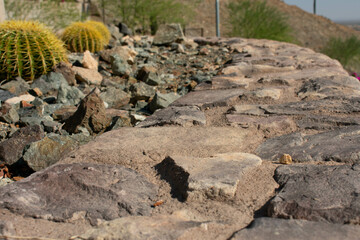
left=152, top=200, right=164, bottom=207
left=12, top=176, right=24, bottom=181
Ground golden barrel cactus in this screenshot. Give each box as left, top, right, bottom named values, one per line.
left=62, top=22, right=107, bottom=53
left=85, top=20, right=111, bottom=44
left=0, top=20, right=68, bottom=81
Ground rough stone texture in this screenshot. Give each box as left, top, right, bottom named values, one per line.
left=22, top=134, right=77, bottom=171
left=130, top=82, right=156, bottom=101
left=4, top=94, right=35, bottom=105
left=0, top=102, right=19, bottom=123
left=100, top=86, right=130, bottom=108
left=72, top=66, right=103, bottom=85
left=100, top=46, right=137, bottom=64
left=137, top=106, right=206, bottom=127
left=231, top=218, right=360, bottom=240
left=0, top=163, right=158, bottom=225
left=171, top=88, right=243, bottom=110
left=77, top=215, right=205, bottom=240
left=153, top=24, right=185, bottom=46
left=0, top=89, right=16, bottom=102
left=156, top=153, right=262, bottom=201
left=56, top=83, right=85, bottom=106
left=110, top=54, right=132, bottom=77
left=0, top=220, right=16, bottom=236
left=82, top=50, right=98, bottom=70
left=0, top=125, right=44, bottom=165
left=0, top=76, right=30, bottom=95
left=30, top=72, right=68, bottom=95
left=53, top=62, right=77, bottom=86
left=149, top=92, right=181, bottom=113
left=268, top=164, right=360, bottom=224
left=63, top=88, right=111, bottom=135
left=256, top=126, right=360, bottom=163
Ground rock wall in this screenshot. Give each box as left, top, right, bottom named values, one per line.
left=1, top=36, right=360, bottom=239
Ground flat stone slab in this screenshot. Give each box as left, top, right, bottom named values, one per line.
left=170, top=88, right=243, bottom=110
left=231, top=217, right=360, bottom=240
left=77, top=215, right=205, bottom=240
left=0, top=163, right=157, bottom=225
left=136, top=106, right=206, bottom=127
left=256, top=126, right=360, bottom=163
left=268, top=164, right=360, bottom=224
left=156, top=153, right=262, bottom=201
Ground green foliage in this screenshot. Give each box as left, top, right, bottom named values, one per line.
left=100, top=0, right=197, bottom=34
left=321, top=35, right=360, bottom=70
left=85, top=20, right=111, bottom=44
left=4, top=0, right=81, bottom=31
left=62, top=22, right=106, bottom=53
left=227, top=0, right=294, bottom=43
left=0, top=20, right=68, bottom=81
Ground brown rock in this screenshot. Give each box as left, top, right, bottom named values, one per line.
left=0, top=125, right=44, bottom=165
left=63, top=88, right=111, bottom=135
left=99, top=46, right=137, bottom=64
left=53, top=62, right=76, bottom=86
left=72, top=66, right=103, bottom=85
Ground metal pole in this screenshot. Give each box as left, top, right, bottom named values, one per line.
left=313, top=0, right=316, bottom=14
left=216, top=0, right=220, bottom=37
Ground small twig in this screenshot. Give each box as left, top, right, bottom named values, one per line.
left=0, top=235, right=60, bottom=240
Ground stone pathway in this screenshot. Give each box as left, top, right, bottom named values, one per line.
left=1, top=36, right=360, bottom=239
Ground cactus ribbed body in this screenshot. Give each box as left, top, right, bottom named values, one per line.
left=0, top=21, right=68, bottom=81
left=85, top=20, right=111, bottom=44
left=62, top=22, right=106, bottom=53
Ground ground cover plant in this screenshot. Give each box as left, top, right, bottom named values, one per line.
left=321, top=35, right=360, bottom=72
left=227, top=0, right=294, bottom=43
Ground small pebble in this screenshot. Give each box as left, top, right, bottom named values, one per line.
left=279, top=154, right=292, bottom=164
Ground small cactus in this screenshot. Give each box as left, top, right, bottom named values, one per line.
left=85, top=20, right=111, bottom=44
left=0, top=20, right=68, bottom=81
left=62, top=22, right=106, bottom=53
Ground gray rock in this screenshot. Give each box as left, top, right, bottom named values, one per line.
left=110, top=54, right=132, bottom=77
left=171, top=88, right=244, bottom=110
left=0, top=103, right=19, bottom=123
left=0, top=163, right=158, bottom=225
left=22, top=134, right=77, bottom=171
left=0, top=125, right=44, bottom=165
left=130, top=82, right=156, bottom=102
left=0, top=76, right=30, bottom=95
left=63, top=88, right=111, bottom=135
left=53, top=62, right=77, bottom=86
left=156, top=152, right=262, bottom=201
left=100, top=87, right=130, bottom=109
left=137, top=106, right=206, bottom=127
left=268, top=164, right=360, bottom=224
left=0, top=89, right=16, bottom=102
left=153, top=24, right=185, bottom=46
left=118, top=22, right=132, bottom=36
left=57, top=83, right=85, bottom=106
left=31, top=72, right=68, bottom=95
left=149, top=92, right=181, bottom=113
left=231, top=218, right=360, bottom=240
left=78, top=215, right=204, bottom=240
left=144, top=72, right=162, bottom=86
left=108, top=23, right=124, bottom=41
left=256, top=126, right=360, bottom=163
left=42, top=120, right=62, bottom=133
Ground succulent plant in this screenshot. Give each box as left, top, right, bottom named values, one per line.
left=61, top=22, right=106, bottom=53
left=0, top=20, right=68, bottom=81
left=85, top=20, right=111, bottom=45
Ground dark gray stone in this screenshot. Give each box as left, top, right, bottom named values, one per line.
left=268, top=164, right=360, bottom=224
left=0, top=163, right=158, bottom=225
left=171, top=88, right=244, bottom=110
left=256, top=126, right=360, bottom=163
left=57, top=83, right=85, bottom=106
left=118, top=22, right=132, bottom=36
left=0, top=125, right=44, bottom=165
left=137, top=106, right=206, bottom=127
left=149, top=92, right=181, bottom=113
left=22, top=134, right=77, bottom=171
left=0, top=76, right=30, bottom=95
left=110, top=54, right=132, bottom=77
left=231, top=218, right=360, bottom=240
left=153, top=24, right=185, bottom=46
left=144, top=72, right=162, bottom=86
left=100, top=87, right=130, bottom=109
left=31, top=72, right=68, bottom=95
left=0, top=89, right=16, bottom=102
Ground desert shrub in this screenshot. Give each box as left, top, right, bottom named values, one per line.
left=0, top=20, right=68, bottom=81
left=227, top=0, right=294, bottom=42
left=4, top=0, right=81, bottom=31
left=321, top=35, right=360, bottom=69
left=99, top=0, right=199, bottom=34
